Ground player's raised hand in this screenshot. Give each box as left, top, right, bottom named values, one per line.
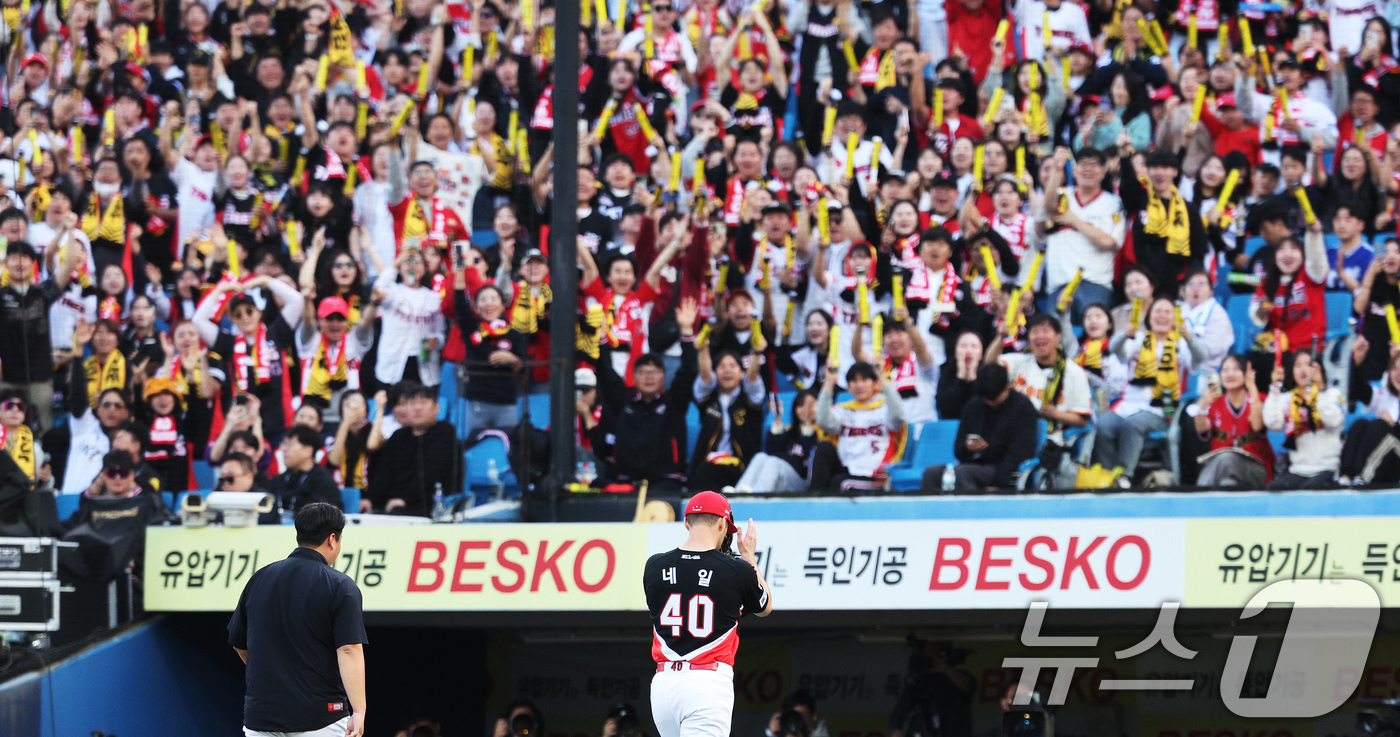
left=738, top=518, right=758, bottom=562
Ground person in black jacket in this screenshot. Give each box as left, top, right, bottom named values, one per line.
left=922, top=362, right=1039, bottom=492
left=1118, top=148, right=1207, bottom=287
left=936, top=331, right=986, bottom=421
left=363, top=384, right=461, bottom=516
left=266, top=425, right=343, bottom=512
left=734, top=391, right=820, bottom=494
left=0, top=235, right=79, bottom=432
left=690, top=322, right=769, bottom=491
left=594, top=298, right=700, bottom=492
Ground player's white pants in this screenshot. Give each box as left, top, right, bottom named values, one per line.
left=651, top=665, right=735, bottom=737
left=245, top=716, right=351, bottom=737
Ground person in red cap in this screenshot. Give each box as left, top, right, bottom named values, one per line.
left=646, top=490, right=772, bottom=737
left=1193, top=91, right=1261, bottom=167
left=295, top=293, right=378, bottom=425
left=17, top=53, right=49, bottom=106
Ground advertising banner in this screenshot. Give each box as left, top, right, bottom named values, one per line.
left=144, top=524, right=648, bottom=612
left=145, top=516, right=1400, bottom=612
left=1184, top=517, right=1400, bottom=607
left=646, top=519, right=1188, bottom=610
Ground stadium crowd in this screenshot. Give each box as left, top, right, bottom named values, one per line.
left=0, top=0, right=1397, bottom=511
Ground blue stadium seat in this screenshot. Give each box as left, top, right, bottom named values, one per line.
left=1324, top=233, right=1341, bottom=251
left=1227, top=297, right=1260, bottom=354
left=1215, top=261, right=1233, bottom=303
left=523, top=393, right=551, bottom=426
left=1015, top=420, right=1050, bottom=490
left=1325, top=291, right=1354, bottom=340
left=341, top=487, right=361, bottom=512
left=686, top=404, right=701, bottom=459
left=465, top=436, right=518, bottom=504
left=1244, top=236, right=1267, bottom=257
left=191, top=460, right=215, bottom=490
left=1268, top=430, right=1287, bottom=460
left=55, top=493, right=81, bottom=521
left=889, top=420, right=959, bottom=492
left=882, top=422, right=927, bottom=477
left=1345, top=411, right=1365, bottom=433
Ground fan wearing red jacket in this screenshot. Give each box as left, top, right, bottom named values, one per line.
left=1191, top=355, right=1274, bottom=486
left=389, top=161, right=468, bottom=251
left=946, top=0, right=1016, bottom=82
left=578, top=237, right=687, bottom=386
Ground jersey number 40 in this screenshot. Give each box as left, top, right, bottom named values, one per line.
left=659, top=593, right=715, bottom=637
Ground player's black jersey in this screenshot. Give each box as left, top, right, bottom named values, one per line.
left=644, top=548, right=767, bottom=666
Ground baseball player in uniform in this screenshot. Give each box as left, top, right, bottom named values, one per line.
left=645, top=491, right=774, bottom=737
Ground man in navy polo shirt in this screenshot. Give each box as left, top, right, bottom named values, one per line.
left=229, top=502, right=368, bottom=737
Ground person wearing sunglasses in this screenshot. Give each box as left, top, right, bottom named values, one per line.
left=60, top=321, right=136, bottom=495
left=193, top=275, right=304, bottom=446
left=217, top=452, right=280, bottom=525
left=0, top=390, right=41, bottom=485
left=85, top=450, right=140, bottom=499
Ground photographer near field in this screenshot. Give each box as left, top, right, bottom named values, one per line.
left=766, top=691, right=829, bottom=737
left=494, top=702, right=545, bottom=737
left=602, top=703, right=646, bottom=737
left=889, top=641, right=976, bottom=737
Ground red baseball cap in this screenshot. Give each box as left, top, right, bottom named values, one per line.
left=317, top=296, right=350, bottom=319
left=21, top=53, right=47, bottom=70
left=1215, top=92, right=1238, bottom=108
left=685, top=491, right=739, bottom=534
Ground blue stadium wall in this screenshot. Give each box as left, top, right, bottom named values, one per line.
left=0, top=617, right=244, bottom=737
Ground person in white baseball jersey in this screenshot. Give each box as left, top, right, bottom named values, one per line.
left=646, top=491, right=773, bottom=737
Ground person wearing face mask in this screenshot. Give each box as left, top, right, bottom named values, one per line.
left=81, top=158, right=136, bottom=276
left=452, top=273, right=528, bottom=433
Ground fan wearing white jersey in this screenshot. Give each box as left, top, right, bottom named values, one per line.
left=811, top=361, right=908, bottom=492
